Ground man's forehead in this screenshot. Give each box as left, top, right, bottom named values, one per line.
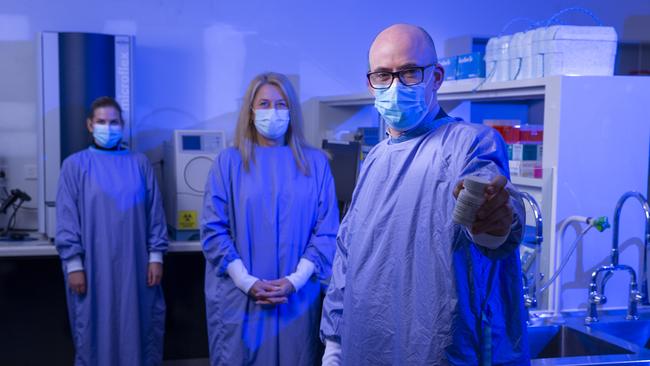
left=369, top=38, right=429, bottom=70
left=369, top=24, right=436, bottom=68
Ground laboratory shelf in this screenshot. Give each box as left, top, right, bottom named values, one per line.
left=512, top=176, right=544, bottom=188
left=439, top=78, right=546, bottom=101
left=315, top=78, right=547, bottom=107
left=318, top=92, right=373, bottom=107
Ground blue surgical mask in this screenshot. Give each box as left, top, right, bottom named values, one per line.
left=374, top=74, right=433, bottom=132
left=93, top=124, right=123, bottom=148
left=254, top=109, right=290, bottom=140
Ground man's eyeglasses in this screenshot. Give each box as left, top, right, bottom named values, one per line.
left=367, top=64, right=435, bottom=90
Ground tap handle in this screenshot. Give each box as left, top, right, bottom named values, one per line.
left=630, top=284, right=644, bottom=303
left=589, top=291, right=607, bottom=305
left=634, top=292, right=644, bottom=303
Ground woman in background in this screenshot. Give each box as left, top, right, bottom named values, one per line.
left=201, top=72, right=339, bottom=365
left=55, top=96, right=168, bottom=366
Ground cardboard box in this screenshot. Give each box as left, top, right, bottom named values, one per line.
left=485, top=119, right=521, bottom=144
left=439, top=56, right=458, bottom=81
left=509, top=160, right=542, bottom=178
left=519, top=125, right=544, bottom=143
left=457, top=52, right=486, bottom=79
left=510, top=143, right=543, bottom=161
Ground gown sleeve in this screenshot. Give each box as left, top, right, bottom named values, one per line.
left=55, top=157, right=85, bottom=262
left=300, top=154, right=339, bottom=280
left=319, top=211, right=349, bottom=343
left=457, top=126, right=525, bottom=260
left=144, top=157, right=169, bottom=254
left=201, top=151, right=241, bottom=276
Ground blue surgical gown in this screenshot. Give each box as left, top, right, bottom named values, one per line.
left=55, top=147, right=168, bottom=366
left=201, top=145, right=339, bottom=365
left=320, top=117, right=529, bottom=365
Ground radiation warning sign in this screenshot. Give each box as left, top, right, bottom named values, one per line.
left=178, top=210, right=198, bottom=229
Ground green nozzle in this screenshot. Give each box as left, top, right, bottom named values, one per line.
left=591, top=216, right=610, bottom=232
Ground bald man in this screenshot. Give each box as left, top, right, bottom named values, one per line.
left=320, top=24, right=529, bottom=365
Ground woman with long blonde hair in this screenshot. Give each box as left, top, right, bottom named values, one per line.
left=201, top=72, right=339, bottom=365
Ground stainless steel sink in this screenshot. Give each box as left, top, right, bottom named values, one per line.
left=528, top=324, right=634, bottom=359
left=587, top=320, right=650, bottom=349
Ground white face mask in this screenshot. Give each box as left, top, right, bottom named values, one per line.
left=254, top=109, right=290, bottom=140
left=93, top=124, right=123, bottom=148
left=374, top=72, right=434, bottom=132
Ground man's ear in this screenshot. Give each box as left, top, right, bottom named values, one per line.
left=432, top=64, right=445, bottom=90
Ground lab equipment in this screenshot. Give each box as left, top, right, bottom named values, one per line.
left=485, top=35, right=512, bottom=82
left=603, top=192, right=650, bottom=305
left=164, top=130, right=226, bottom=240
left=588, top=192, right=650, bottom=323
left=537, top=215, right=608, bottom=294
left=533, top=25, right=618, bottom=77
left=488, top=8, right=616, bottom=80
left=55, top=148, right=168, bottom=365
left=588, top=263, right=643, bottom=323
left=508, top=31, right=526, bottom=80
left=0, top=157, right=6, bottom=191
left=202, top=146, right=338, bottom=365
left=355, top=127, right=380, bottom=147
left=527, top=214, right=610, bottom=319
left=0, top=188, right=32, bottom=240
left=38, top=32, right=134, bottom=239
left=321, top=140, right=361, bottom=219
left=520, top=192, right=543, bottom=324
left=508, top=30, right=536, bottom=80
left=0, top=189, right=31, bottom=214
left=452, top=176, right=489, bottom=227
left=484, top=37, right=498, bottom=81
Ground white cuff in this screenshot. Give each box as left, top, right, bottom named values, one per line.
left=285, top=258, right=315, bottom=292
left=322, top=340, right=342, bottom=366
left=466, top=227, right=511, bottom=250
left=226, top=259, right=259, bottom=294
left=64, top=255, right=84, bottom=274
left=149, top=251, right=164, bottom=264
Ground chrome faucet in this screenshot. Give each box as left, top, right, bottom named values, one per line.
left=605, top=192, right=650, bottom=305
left=520, top=192, right=543, bottom=323
left=586, top=191, right=650, bottom=323
left=587, top=264, right=643, bottom=322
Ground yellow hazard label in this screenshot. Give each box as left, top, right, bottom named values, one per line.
left=178, top=210, right=198, bottom=229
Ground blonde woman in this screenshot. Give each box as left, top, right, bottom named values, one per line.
left=201, top=72, right=339, bottom=365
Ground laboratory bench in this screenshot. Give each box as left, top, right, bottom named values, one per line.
left=0, top=237, right=209, bottom=364
left=0, top=237, right=202, bottom=257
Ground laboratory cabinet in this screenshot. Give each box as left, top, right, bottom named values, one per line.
left=305, top=76, right=650, bottom=312
left=0, top=250, right=209, bottom=364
